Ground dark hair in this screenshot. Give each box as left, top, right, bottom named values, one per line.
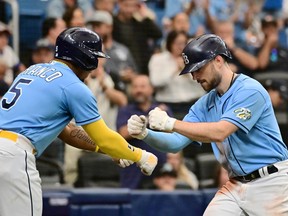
left=63, top=6, right=78, bottom=28
left=166, top=30, right=188, bottom=52
left=42, top=18, right=57, bottom=37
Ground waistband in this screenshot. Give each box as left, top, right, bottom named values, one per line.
left=0, top=130, right=37, bottom=155
left=233, top=164, right=279, bottom=183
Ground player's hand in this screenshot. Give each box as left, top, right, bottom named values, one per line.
left=148, top=107, right=176, bottom=132
left=127, top=115, right=148, bottom=140
left=137, top=150, right=158, bottom=176
left=113, top=158, right=134, bottom=168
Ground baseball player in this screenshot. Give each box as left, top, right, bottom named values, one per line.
left=127, top=34, right=288, bottom=215
left=0, top=27, right=157, bottom=216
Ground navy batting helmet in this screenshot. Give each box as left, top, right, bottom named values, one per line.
left=180, top=34, right=232, bottom=75
left=54, top=27, right=110, bottom=71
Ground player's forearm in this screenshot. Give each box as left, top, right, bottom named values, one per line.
left=83, top=119, right=142, bottom=161
left=172, top=120, right=237, bottom=143
left=58, top=123, right=101, bottom=152
left=144, top=129, right=192, bottom=153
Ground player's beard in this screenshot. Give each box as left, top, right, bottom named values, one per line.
left=201, top=67, right=221, bottom=92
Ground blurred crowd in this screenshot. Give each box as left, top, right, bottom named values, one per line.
left=1, top=0, right=288, bottom=191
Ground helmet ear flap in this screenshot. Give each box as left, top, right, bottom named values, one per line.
left=54, top=27, right=110, bottom=71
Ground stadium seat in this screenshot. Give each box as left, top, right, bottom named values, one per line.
left=75, top=152, right=121, bottom=188
left=195, top=153, right=219, bottom=189
left=36, top=138, right=65, bottom=186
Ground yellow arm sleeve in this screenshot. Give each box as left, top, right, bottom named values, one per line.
left=82, top=119, right=142, bottom=162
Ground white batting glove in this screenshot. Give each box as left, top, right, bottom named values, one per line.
left=148, top=107, right=176, bottom=132
left=137, top=150, right=158, bottom=176
left=127, top=115, right=148, bottom=140
left=118, top=159, right=134, bottom=168
left=112, top=158, right=134, bottom=168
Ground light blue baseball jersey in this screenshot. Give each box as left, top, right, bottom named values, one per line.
left=144, top=74, right=288, bottom=177
left=184, top=74, right=288, bottom=176
left=0, top=60, right=101, bottom=157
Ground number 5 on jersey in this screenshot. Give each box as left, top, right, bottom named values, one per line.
left=1, top=78, right=33, bottom=110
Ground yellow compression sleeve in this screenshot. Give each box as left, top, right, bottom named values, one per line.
left=82, top=119, right=142, bottom=162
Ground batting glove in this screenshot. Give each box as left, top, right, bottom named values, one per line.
left=118, top=159, right=134, bottom=168
left=148, top=107, right=176, bottom=132
left=127, top=115, right=148, bottom=140
left=137, top=150, right=158, bottom=176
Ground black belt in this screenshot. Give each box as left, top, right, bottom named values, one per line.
left=233, top=165, right=278, bottom=182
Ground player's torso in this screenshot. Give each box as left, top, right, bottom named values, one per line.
left=195, top=74, right=288, bottom=176
left=0, top=61, right=87, bottom=155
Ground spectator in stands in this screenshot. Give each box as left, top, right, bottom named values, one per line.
left=170, top=12, right=191, bottom=36
left=30, top=40, right=55, bottom=65
left=37, top=18, right=67, bottom=48
left=113, top=0, right=162, bottom=74
left=86, top=57, right=128, bottom=130
left=116, top=75, right=169, bottom=189
left=256, top=14, right=288, bottom=74
left=164, top=0, right=214, bottom=37
left=166, top=152, right=199, bottom=190
left=46, top=0, right=92, bottom=19
left=86, top=0, right=116, bottom=19
left=0, top=22, right=25, bottom=85
left=86, top=10, right=138, bottom=94
left=149, top=30, right=205, bottom=119
left=152, top=163, right=178, bottom=191
left=160, top=12, right=191, bottom=51
left=213, top=20, right=259, bottom=77
left=263, top=79, right=288, bottom=108
left=63, top=6, right=85, bottom=28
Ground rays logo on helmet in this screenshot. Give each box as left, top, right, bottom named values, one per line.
left=182, top=53, right=189, bottom=64
left=234, top=108, right=251, bottom=120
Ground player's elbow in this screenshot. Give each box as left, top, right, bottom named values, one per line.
left=211, top=133, right=227, bottom=143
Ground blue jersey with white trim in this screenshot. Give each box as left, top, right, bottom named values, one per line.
left=183, top=74, right=288, bottom=177
left=0, top=61, right=101, bottom=156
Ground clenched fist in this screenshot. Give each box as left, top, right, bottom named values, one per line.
left=148, top=107, right=176, bottom=132
left=127, top=115, right=148, bottom=139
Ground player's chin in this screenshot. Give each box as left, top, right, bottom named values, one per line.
left=201, top=82, right=211, bottom=91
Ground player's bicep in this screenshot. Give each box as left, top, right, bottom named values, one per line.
left=218, top=120, right=239, bottom=137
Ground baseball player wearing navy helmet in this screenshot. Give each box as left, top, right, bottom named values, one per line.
left=0, top=27, right=158, bottom=216
left=127, top=34, right=288, bottom=215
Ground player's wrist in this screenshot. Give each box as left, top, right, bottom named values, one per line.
left=164, top=117, right=176, bottom=131
left=138, top=128, right=148, bottom=139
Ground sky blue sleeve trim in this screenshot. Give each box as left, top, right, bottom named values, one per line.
left=143, top=129, right=197, bottom=153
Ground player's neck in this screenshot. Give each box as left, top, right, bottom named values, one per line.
left=218, top=72, right=236, bottom=97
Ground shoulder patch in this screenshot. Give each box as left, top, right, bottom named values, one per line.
left=234, top=108, right=251, bottom=120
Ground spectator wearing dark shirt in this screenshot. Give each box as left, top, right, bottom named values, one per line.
left=113, top=0, right=162, bottom=74
left=116, top=75, right=170, bottom=189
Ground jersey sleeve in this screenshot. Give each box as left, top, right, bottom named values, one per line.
left=183, top=96, right=207, bottom=123
left=221, top=89, right=267, bottom=134
left=63, top=82, right=101, bottom=125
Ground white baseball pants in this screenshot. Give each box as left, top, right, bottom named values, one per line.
left=0, top=131, right=42, bottom=216
left=204, top=160, right=288, bottom=216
